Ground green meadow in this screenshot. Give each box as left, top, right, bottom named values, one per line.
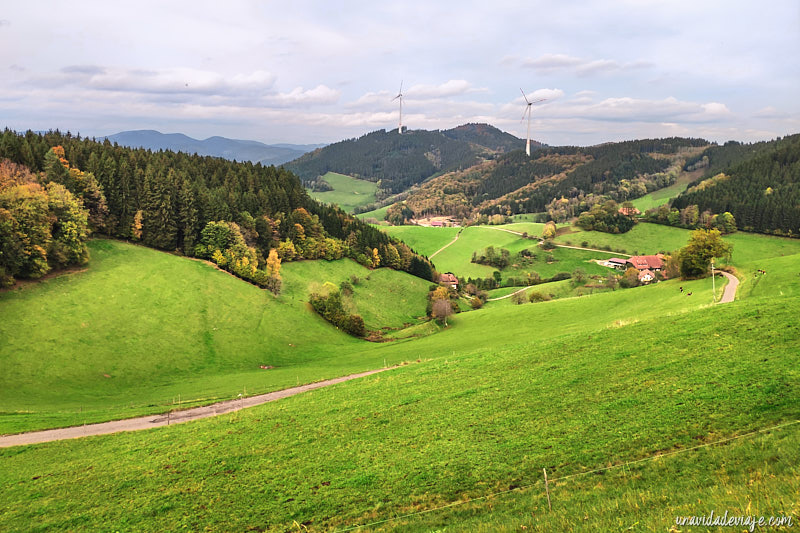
left=308, top=172, right=378, bottom=213
left=1, top=277, right=797, bottom=531
left=0, top=240, right=429, bottom=433
left=1, top=222, right=799, bottom=531
left=356, top=204, right=390, bottom=222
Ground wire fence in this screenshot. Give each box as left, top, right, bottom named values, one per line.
left=335, top=418, right=800, bottom=532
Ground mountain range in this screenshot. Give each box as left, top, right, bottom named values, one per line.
left=103, top=130, right=325, bottom=166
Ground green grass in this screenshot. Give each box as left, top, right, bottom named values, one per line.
left=383, top=225, right=617, bottom=280
left=356, top=204, right=390, bottom=222
left=380, top=225, right=461, bottom=257
left=631, top=174, right=695, bottom=212
left=0, top=240, right=430, bottom=434
left=308, top=172, right=378, bottom=213
left=554, top=223, right=690, bottom=256
left=555, top=222, right=800, bottom=269
left=281, top=259, right=430, bottom=330
left=1, top=288, right=797, bottom=531
left=2, top=223, right=799, bottom=530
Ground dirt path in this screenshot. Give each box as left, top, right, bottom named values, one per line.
left=0, top=367, right=395, bottom=448
left=717, top=271, right=739, bottom=303
left=430, top=229, right=462, bottom=259
left=487, top=286, right=530, bottom=301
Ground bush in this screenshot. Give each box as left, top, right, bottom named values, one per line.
left=529, top=291, right=552, bottom=302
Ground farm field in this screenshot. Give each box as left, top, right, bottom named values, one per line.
left=384, top=224, right=618, bottom=280
left=1, top=281, right=797, bottom=531
left=630, top=170, right=699, bottom=212
left=307, top=171, right=378, bottom=213
left=0, top=240, right=430, bottom=434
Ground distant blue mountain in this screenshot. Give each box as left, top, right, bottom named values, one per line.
left=103, top=130, right=325, bottom=166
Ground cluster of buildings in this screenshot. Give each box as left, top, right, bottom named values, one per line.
left=606, top=254, right=664, bottom=284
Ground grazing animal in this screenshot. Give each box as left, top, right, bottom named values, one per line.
left=687, top=292, right=693, bottom=296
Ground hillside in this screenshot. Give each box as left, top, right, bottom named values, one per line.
left=104, top=130, right=323, bottom=166
left=671, top=133, right=800, bottom=236
left=284, top=123, right=524, bottom=195
left=0, top=239, right=431, bottom=434
left=0, top=130, right=436, bottom=287
left=1, top=229, right=798, bottom=530
left=387, top=137, right=709, bottom=222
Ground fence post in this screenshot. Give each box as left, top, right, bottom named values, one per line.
left=543, top=468, right=552, bottom=511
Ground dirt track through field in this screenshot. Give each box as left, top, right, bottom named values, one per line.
left=0, top=367, right=395, bottom=448
left=429, top=230, right=462, bottom=259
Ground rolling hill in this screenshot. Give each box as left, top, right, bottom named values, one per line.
left=386, top=137, right=710, bottom=222
left=103, top=130, right=324, bottom=166
left=1, top=224, right=798, bottom=531
left=284, top=123, right=525, bottom=195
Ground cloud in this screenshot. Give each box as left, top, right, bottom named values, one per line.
left=0, top=19, right=10, bottom=28
left=521, top=54, right=652, bottom=77
left=266, top=85, right=341, bottom=106
left=51, top=66, right=277, bottom=96
left=540, top=95, right=733, bottom=124
left=406, top=80, right=486, bottom=98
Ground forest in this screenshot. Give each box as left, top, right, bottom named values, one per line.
left=0, top=129, right=435, bottom=286
left=672, top=134, right=800, bottom=236
left=285, top=124, right=521, bottom=195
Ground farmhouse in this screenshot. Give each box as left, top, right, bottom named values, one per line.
left=618, top=206, right=641, bottom=216
left=439, top=272, right=458, bottom=290
left=430, top=220, right=444, bottom=227
left=627, top=255, right=663, bottom=271
left=638, top=269, right=656, bottom=284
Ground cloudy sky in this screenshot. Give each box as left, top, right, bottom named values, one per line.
left=2, top=1, right=798, bottom=146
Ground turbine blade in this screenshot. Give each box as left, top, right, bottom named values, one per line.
left=520, top=88, right=531, bottom=104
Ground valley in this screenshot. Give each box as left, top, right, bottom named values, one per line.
left=1, top=128, right=799, bottom=532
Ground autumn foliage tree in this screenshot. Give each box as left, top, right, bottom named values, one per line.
left=0, top=159, right=90, bottom=286
left=678, top=228, right=733, bottom=279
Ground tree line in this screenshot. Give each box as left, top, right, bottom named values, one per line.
left=0, top=129, right=436, bottom=287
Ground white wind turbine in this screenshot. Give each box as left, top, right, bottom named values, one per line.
left=520, top=88, right=546, bottom=156
left=392, top=81, right=404, bottom=134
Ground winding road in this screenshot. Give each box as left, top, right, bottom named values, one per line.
left=717, top=270, right=739, bottom=303
left=0, top=367, right=395, bottom=448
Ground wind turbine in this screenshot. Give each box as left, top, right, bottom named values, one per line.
left=520, top=88, right=546, bottom=156
left=392, top=81, right=404, bottom=134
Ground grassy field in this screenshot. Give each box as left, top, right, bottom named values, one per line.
left=308, top=172, right=378, bottom=213
left=630, top=171, right=698, bottom=212
left=383, top=224, right=617, bottom=280
left=1, top=284, right=797, bottom=531
left=555, top=222, right=800, bottom=269
left=0, top=240, right=430, bottom=434
left=356, top=204, right=390, bottom=222
left=380, top=225, right=461, bottom=258
left=2, top=221, right=799, bottom=530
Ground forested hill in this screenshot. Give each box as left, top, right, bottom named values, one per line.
left=0, top=129, right=436, bottom=287
left=284, top=124, right=523, bottom=195
left=441, top=123, right=530, bottom=153
left=387, top=137, right=708, bottom=222
left=672, top=134, right=800, bottom=236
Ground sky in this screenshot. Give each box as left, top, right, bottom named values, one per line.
left=2, top=0, right=799, bottom=146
